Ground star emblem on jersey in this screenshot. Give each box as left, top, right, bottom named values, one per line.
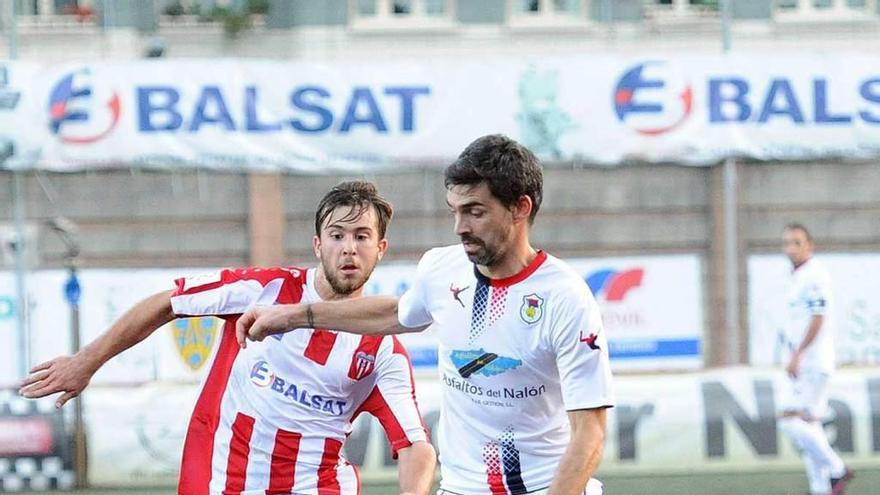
left=449, top=283, right=470, bottom=308
left=450, top=349, right=522, bottom=378
left=579, top=330, right=601, bottom=350
left=519, top=293, right=544, bottom=324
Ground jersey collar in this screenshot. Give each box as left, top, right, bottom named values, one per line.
left=305, top=268, right=324, bottom=302
left=473, top=250, right=548, bottom=288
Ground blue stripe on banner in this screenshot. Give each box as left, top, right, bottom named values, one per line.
left=408, top=348, right=438, bottom=368
left=609, top=338, right=701, bottom=359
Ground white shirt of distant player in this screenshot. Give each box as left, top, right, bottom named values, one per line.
left=398, top=245, right=614, bottom=495
left=785, top=257, right=836, bottom=373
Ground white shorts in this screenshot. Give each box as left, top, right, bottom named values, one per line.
left=437, top=478, right=604, bottom=495
left=780, top=370, right=830, bottom=419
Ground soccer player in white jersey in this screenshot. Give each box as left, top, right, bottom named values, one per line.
left=19, top=181, right=436, bottom=495
left=237, top=135, right=614, bottom=495
left=778, top=223, right=853, bottom=495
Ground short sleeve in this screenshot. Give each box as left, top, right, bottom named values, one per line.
left=803, top=271, right=831, bottom=316
left=170, top=267, right=301, bottom=317
left=397, top=251, right=435, bottom=329
left=549, top=287, right=615, bottom=411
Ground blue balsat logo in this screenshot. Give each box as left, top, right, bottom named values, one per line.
left=249, top=360, right=347, bottom=416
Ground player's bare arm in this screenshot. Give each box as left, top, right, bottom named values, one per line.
left=786, top=314, right=825, bottom=378
left=547, top=408, right=607, bottom=495
left=19, top=289, right=176, bottom=408
left=397, top=440, right=437, bottom=495
left=236, top=295, right=429, bottom=347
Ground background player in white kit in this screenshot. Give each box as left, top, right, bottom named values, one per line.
left=778, top=223, right=853, bottom=495
left=19, top=181, right=436, bottom=495
left=237, top=135, right=614, bottom=495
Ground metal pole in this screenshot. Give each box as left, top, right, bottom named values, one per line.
left=7, top=0, right=29, bottom=380
left=721, top=0, right=732, bottom=53
left=723, top=158, right=739, bottom=365
left=12, top=171, right=28, bottom=379
left=7, top=0, right=17, bottom=59
left=720, top=0, right=739, bottom=365
left=53, top=217, right=86, bottom=488
left=69, top=265, right=87, bottom=489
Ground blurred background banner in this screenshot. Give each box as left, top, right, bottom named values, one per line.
left=0, top=390, right=74, bottom=491
left=0, top=254, right=703, bottom=387
left=6, top=55, right=880, bottom=171
left=79, top=367, right=880, bottom=486
left=3, top=1, right=880, bottom=492
left=749, top=253, right=880, bottom=367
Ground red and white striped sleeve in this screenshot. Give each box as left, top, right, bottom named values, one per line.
left=169, top=267, right=304, bottom=317
left=355, top=337, right=430, bottom=458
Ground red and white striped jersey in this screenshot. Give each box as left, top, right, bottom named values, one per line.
left=169, top=267, right=428, bottom=495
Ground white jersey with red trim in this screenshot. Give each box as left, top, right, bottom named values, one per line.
left=170, top=267, right=428, bottom=495
left=784, top=257, right=836, bottom=374
left=398, top=245, right=614, bottom=494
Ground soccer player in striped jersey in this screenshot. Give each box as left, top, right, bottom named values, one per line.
left=19, top=181, right=436, bottom=495
left=237, top=135, right=614, bottom=495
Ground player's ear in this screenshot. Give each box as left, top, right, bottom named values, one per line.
left=377, top=238, right=388, bottom=260
left=512, top=195, right=533, bottom=224
left=312, top=235, right=322, bottom=259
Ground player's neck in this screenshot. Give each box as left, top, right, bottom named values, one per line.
left=477, top=237, right=538, bottom=281
left=792, top=256, right=812, bottom=271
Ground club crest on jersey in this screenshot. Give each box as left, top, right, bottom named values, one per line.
left=520, top=293, right=545, bottom=324
left=172, top=317, right=219, bottom=371
left=350, top=351, right=376, bottom=380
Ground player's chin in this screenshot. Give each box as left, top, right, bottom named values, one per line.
left=339, top=275, right=368, bottom=292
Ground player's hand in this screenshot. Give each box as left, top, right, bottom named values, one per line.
left=18, top=355, right=97, bottom=408
left=236, top=304, right=300, bottom=348
left=786, top=352, right=801, bottom=378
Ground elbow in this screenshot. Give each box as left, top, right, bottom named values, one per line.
left=412, top=439, right=437, bottom=466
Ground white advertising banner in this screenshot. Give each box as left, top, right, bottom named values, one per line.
left=83, top=368, right=880, bottom=486
left=4, top=55, right=880, bottom=170
left=568, top=255, right=704, bottom=370
left=0, top=268, right=222, bottom=387
left=0, top=265, right=437, bottom=388
left=748, top=253, right=880, bottom=367
left=0, top=254, right=703, bottom=387
left=363, top=255, right=704, bottom=371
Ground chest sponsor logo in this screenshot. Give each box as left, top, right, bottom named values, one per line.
left=450, top=349, right=522, bottom=378
left=249, top=360, right=347, bottom=416
left=519, top=293, right=545, bottom=324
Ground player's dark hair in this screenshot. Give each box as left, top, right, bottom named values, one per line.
left=444, top=134, right=544, bottom=224
left=784, top=222, right=812, bottom=242
left=315, top=181, right=393, bottom=239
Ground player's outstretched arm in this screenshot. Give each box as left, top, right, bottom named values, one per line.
left=19, top=289, right=177, bottom=408
left=397, top=440, right=437, bottom=495
left=547, top=408, right=607, bottom=495
left=236, top=296, right=428, bottom=347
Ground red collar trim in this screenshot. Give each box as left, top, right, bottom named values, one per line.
left=479, top=250, right=548, bottom=288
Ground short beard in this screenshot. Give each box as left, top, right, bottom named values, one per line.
left=461, top=234, right=503, bottom=267
left=321, top=259, right=374, bottom=296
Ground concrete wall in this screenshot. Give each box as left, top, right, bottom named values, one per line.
left=2, top=161, right=878, bottom=366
